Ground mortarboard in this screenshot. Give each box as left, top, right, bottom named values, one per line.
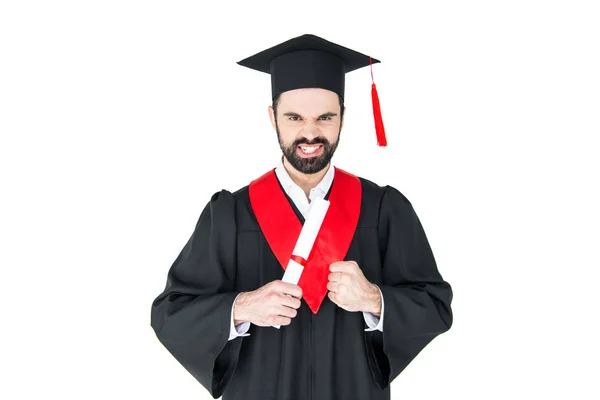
left=237, top=34, right=387, bottom=147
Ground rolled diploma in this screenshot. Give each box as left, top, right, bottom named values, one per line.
left=274, top=197, right=330, bottom=328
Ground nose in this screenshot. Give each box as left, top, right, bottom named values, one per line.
left=302, top=121, right=320, bottom=141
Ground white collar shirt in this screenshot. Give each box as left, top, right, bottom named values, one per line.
left=274, top=156, right=335, bottom=219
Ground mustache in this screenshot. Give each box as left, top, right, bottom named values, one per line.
left=294, top=137, right=329, bottom=146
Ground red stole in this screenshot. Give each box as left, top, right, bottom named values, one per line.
left=248, top=166, right=362, bottom=314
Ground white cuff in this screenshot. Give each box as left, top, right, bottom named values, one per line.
left=363, top=285, right=384, bottom=332
left=228, top=293, right=251, bottom=341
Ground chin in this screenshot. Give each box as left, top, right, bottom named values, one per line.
left=293, top=157, right=330, bottom=175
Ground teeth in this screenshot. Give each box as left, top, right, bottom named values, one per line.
left=300, top=146, right=319, bottom=154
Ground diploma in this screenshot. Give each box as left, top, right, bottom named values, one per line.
left=274, top=197, right=330, bottom=328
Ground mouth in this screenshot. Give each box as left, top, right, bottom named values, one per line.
left=296, top=144, right=324, bottom=158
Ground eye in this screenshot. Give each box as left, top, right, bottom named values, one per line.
left=289, top=116, right=302, bottom=121
left=319, top=116, right=331, bottom=121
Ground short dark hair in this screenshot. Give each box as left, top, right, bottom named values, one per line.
left=272, top=93, right=345, bottom=120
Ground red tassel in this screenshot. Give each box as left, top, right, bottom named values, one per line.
left=370, top=57, right=387, bottom=146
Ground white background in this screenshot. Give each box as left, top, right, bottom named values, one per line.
left=1, top=1, right=599, bottom=399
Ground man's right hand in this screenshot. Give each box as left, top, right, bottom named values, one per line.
left=233, top=280, right=302, bottom=327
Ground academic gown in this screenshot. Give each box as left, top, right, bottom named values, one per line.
left=150, top=173, right=453, bottom=400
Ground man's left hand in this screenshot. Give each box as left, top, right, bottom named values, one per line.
left=327, top=261, right=381, bottom=315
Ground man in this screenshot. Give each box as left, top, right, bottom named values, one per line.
left=151, top=34, right=453, bottom=400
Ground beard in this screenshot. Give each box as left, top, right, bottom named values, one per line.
left=276, top=124, right=341, bottom=175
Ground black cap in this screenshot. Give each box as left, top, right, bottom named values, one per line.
left=237, top=34, right=388, bottom=147
left=236, top=33, right=380, bottom=101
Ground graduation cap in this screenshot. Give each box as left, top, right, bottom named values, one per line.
left=237, top=34, right=387, bottom=147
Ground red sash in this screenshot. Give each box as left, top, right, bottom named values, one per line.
left=248, top=166, right=362, bottom=314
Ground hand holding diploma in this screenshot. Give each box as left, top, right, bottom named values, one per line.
left=233, top=198, right=330, bottom=329
left=233, top=280, right=302, bottom=327
left=274, top=197, right=330, bottom=328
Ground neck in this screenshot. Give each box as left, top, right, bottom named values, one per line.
left=282, top=156, right=330, bottom=199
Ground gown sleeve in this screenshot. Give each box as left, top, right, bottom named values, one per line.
left=150, top=189, right=244, bottom=398
left=364, top=185, right=454, bottom=389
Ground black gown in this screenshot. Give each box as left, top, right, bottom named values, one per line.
left=150, top=174, right=453, bottom=400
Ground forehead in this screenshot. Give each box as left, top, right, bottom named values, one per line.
left=278, top=88, right=339, bottom=112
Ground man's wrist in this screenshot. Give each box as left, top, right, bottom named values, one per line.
left=233, top=292, right=249, bottom=325
left=364, top=284, right=382, bottom=316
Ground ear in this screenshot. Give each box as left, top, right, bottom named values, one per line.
left=340, top=106, right=346, bottom=131
left=268, top=105, right=277, bottom=131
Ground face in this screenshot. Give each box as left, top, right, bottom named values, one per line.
left=269, top=88, right=344, bottom=175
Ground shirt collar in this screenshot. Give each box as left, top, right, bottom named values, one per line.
left=274, top=155, right=335, bottom=198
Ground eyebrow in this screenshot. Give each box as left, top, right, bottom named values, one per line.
left=282, top=111, right=338, bottom=118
